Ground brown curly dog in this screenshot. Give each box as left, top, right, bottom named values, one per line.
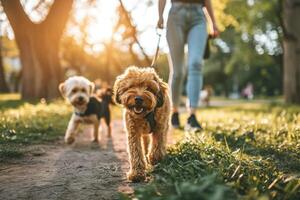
left=113, top=66, right=171, bottom=182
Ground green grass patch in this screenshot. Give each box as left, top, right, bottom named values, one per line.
left=122, top=102, right=300, bottom=200
left=0, top=93, right=122, bottom=161
left=0, top=96, right=71, bottom=161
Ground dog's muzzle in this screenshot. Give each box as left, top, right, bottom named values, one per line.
left=135, top=96, right=143, bottom=105
left=132, top=96, right=144, bottom=114
left=74, top=96, right=87, bottom=106
left=133, top=107, right=144, bottom=114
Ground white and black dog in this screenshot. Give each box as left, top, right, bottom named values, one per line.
left=59, top=76, right=111, bottom=144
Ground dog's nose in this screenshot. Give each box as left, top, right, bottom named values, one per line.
left=135, top=96, right=143, bottom=105
left=78, top=96, right=84, bottom=101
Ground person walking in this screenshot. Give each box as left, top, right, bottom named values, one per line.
left=157, top=0, right=219, bottom=131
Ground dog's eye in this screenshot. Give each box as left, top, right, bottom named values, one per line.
left=71, top=88, right=78, bottom=93
left=81, top=88, right=86, bottom=93
left=146, top=87, right=155, bottom=93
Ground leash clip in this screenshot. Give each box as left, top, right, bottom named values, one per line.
left=156, top=27, right=163, bottom=37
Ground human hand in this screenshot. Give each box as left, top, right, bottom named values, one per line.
left=157, top=17, right=164, bottom=29
left=209, top=23, right=219, bottom=38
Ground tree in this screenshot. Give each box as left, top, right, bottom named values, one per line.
left=0, top=39, right=9, bottom=92
left=0, top=0, right=73, bottom=99
left=282, top=0, right=300, bottom=104
left=0, top=10, right=9, bottom=93
left=0, top=54, right=9, bottom=93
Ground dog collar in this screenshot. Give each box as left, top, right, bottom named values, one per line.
left=144, top=111, right=156, bottom=133
left=73, top=97, right=102, bottom=119
left=74, top=111, right=86, bottom=117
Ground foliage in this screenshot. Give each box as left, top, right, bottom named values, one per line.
left=212, top=0, right=239, bottom=32
left=0, top=96, right=71, bottom=160
left=204, top=0, right=283, bottom=96
left=1, top=0, right=285, bottom=97
left=122, top=103, right=300, bottom=200
left=60, top=36, right=150, bottom=84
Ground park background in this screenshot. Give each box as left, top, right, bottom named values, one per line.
left=0, top=0, right=299, bottom=200
left=0, top=0, right=299, bottom=103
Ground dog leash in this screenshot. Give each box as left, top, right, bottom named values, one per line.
left=150, top=28, right=163, bottom=68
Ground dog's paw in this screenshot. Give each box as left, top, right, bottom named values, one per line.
left=92, top=138, right=99, bottom=143
left=127, top=170, right=146, bottom=182
left=107, top=128, right=112, bottom=138
left=65, top=137, right=75, bottom=144
left=148, top=151, right=164, bottom=165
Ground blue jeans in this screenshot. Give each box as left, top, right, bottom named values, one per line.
left=167, top=2, right=207, bottom=108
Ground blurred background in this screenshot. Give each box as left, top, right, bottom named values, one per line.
left=0, top=0, right=299, bottom=104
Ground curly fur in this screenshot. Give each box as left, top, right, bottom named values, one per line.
left=113, top=66, right=171, bottom=182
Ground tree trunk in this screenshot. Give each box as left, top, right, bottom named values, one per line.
left=282, top=0, right=300, bottom=104
left=0, top=23, right=9, bottom=93
left=1, top=0, right=73, bottom=100
left=17, top=26, right=63, bottom=99
left=0, top=51, right=9, bottom=93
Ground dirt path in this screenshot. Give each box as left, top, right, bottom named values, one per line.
left=0, top=120, right=143, bottom=200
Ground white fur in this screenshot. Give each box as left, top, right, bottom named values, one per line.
left=60, top=76, right=94, bottom=111
left=59, top=76, right=100, bottom=144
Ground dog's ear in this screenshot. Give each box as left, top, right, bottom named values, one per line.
left=89, top=82, right=95, bottom=94
left=115, top=94, right=122, bottom=104
left=113, top=79, right=122, bottom=105
left=114, top=92, right=121, bottom=104
left=58, top=82, right=66, bottom=97
left=152, top=73, right=167, bottom=108
left=156, top=91, right=164, bottom=107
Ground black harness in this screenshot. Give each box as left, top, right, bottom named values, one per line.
left=143, top=91, right=164, bottom=133
left=74, top=97, right=102, bottom=119
left=144, top=110, right=156, bottom=133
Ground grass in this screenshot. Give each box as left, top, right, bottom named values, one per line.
left=1, top=94, right=299, bottom=199
left=0, top=95, right=72, bottom=161
left=0, top=93, right=122, bottom=162
left=121, top=102, right=300, bottom=200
